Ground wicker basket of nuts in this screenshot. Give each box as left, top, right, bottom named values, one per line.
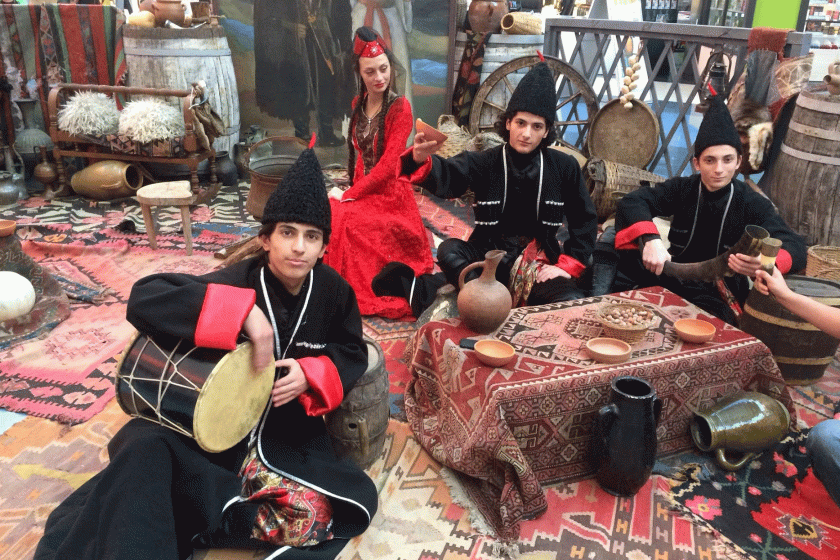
left=597, top=303, right=656, bottom=343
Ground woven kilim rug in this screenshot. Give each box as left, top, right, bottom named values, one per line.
left=668, top=429, right=840, bottom=560
left=1, top=400, right=726, bottom=560
left=0, top=236, right=237, bottom=424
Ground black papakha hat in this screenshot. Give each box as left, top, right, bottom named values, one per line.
left=261, top=144, right=331, bottom=243
left=693, top=94, right=743, bottom=158
left=506, top=61, right=556, bottom=123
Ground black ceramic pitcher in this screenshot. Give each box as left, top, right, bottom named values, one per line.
left=591, top=376, right=661, bottom=496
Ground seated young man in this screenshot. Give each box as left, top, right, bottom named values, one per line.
left=35, top=145, right=377, bottom=560
left=591, top=94, right=806, bottom=325
left=372, top=60, right=598, bottom=317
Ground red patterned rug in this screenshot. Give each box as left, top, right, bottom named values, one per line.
left=0, top=235, right=237, bottom=424
left=668, top=429, right=840, bottom=560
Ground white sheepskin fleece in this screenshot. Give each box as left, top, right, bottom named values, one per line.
left=118, top=98, right=185, bottom=144
left=57, top=91, right=120, bottom=136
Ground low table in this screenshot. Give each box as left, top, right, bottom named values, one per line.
left=404, top=286, right=793, bottom=540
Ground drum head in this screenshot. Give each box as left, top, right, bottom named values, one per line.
left=193, top=341, right=274, bottom=452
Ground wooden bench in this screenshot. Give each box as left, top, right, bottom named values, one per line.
left=47, top=83, right=220, bottom=205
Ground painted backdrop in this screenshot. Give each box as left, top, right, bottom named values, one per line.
left=214, top=0, right=453, bottom=165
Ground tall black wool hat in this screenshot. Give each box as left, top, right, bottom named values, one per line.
left=261, top=145, right=331, bottom=242
left=506, top=61, right=556, bottom=123
left=693, top=94, right=743, bottom=158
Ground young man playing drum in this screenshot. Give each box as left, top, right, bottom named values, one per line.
left=590, top=94, right=807, bottom=325
left=35, top=142, right=377, bottom=560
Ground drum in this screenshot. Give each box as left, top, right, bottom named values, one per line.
left=325, top=337, right=389, bottom=469
left=115, top=331, right=275, bottom=452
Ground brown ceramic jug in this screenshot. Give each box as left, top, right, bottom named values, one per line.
left=150, top=0, right=187, bottom=27
left=457, top=249, right=512, bottom=334
left=467, top=0, right=509, bottom=34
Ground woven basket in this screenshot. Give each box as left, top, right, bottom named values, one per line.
left=436, top=115, right=473, bottom=158
left=806, top=246, right=840, bottom=281
left=585, top=158, right=665, bottom=221
left=597, top=302, right=656, bottom=344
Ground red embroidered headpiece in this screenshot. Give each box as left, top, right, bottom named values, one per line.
left=353, top=35, right=387, bottom=58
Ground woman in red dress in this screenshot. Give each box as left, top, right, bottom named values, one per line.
left=324, top=26, right=433, bottom=319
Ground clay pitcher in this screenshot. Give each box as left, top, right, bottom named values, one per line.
left=591, top=376, right=661, bottom=496
left=467, top=0, right=509, bottom=34
left=457, top=250, right=512, bottom=334
left=150, top=0, right=186, bottom=26
left=70, top=160, right=144, bottom=201
left=690, top=391, right=790, bottom=471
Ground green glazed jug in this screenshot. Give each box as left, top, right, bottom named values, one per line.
left=690, top=391, right=790, bottom=471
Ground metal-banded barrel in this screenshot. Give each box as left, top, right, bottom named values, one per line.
left=740, top=275, right=840, bottom=385
left=325, top=337, right=389, bottom=469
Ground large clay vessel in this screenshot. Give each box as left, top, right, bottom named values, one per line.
left=150, top=0, right=187, bottom=26
left=467, top=0, right=509, bottom=34
left=70, top=160, right=144, bottom=201
left=690, top=391, right=790, bottom=471
left=591, top=376, right=661, bottom=496
left=457, top=250, right=512, bottom=334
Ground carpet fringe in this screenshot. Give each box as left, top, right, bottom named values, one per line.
left=439, top=466, right=498, bottom=537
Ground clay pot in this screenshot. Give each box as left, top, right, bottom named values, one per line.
left=467, top=0, right=509, bottom=34
left=457, top=249, right=512, bottom=334
left=198, top=150, right=238, bottom=187
left=591, top=376, right=662, bottom=496
left=690, top=391, right=790, bottom=471
left=33, top=146, right=58, bottom=191
left=150, top=0, right=186, bottom=27
left=70, top=160, right=144, bottom=201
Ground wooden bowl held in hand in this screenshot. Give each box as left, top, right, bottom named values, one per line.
left=415, top=118, right=448, bottom=145
left=674, top=318, right=716, bottom=343
left=586, top=337, right=632, bottom=364
left=474, top=339, right=516, bottom=367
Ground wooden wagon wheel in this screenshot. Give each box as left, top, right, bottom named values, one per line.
left=469, top=55, right=598, bottom=154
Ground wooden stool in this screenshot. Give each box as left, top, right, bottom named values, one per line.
left=136, top=181, right=196, bottom=255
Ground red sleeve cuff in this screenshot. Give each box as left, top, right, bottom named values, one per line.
left=615, top=221, right=660, bottom=250
left=296, top=356, right=343, bottom=416
left=555, top=254, right=586, bottom=278
left=402, top=147, right=432, bottom=184
left=776, top=249, right=792, bottom=274
left=194, top=284, right=256, bottom=350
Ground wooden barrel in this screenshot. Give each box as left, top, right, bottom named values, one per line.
left=123, top=24, right=240, bottom=156
left=325, top=337, right=389, bottom=469
left=763, top=89, right=840, bottom=246
left=740, top=275, right=840, bottom=385
left=453, top=32, right=544, bottom=90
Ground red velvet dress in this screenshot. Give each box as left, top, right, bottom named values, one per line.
left=324, top=95, right=433, bottom=319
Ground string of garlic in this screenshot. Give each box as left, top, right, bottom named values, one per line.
left=620, top=55, right=641, bottom=110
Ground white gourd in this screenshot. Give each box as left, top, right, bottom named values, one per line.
left=0, top=271, right=37, bottom=321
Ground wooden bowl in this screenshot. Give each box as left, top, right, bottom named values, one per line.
left=415, top=118, right=448, bottom=145
left=586, top=337, right=632, bottom=364
left=0, top=220, right=16, bottom=237
left=474, top=339, right=516, bottom=367
left=674, top=318, right=716, bottom=344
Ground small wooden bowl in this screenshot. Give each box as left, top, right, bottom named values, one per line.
left=415, top=118, right=448, bottom=145
left=474, top=339, right=516, bottom=368
left=586, top=337, right=632, bottom=364
left=674, top=318, right=716, bottom=343
left=0, top=220, right=16, bottom=237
